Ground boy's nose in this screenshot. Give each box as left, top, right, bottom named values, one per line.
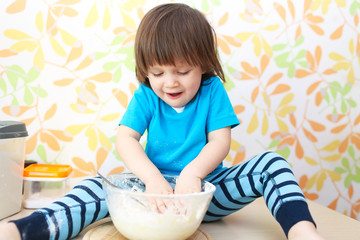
left=164, top=75, right=179, bottom=87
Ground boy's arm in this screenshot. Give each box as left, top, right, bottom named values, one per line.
left=115, top=125, right=173, bottom=194
left=175, top=126, right=231, bottom=194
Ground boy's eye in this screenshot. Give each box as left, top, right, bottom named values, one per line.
left=178, top=71, right=189, bottom=75
left=152, top=72, right=163, bottom=77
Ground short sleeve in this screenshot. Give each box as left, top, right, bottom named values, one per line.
left=119, top=84, right=154, bottom=135
left=206, top=78, right=240, bottom=132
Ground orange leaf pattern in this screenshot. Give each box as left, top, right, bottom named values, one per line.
left=1, top=0, right=360, bottom=221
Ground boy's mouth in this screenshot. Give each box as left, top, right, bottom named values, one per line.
left=167, top=92, right=182, bottom=99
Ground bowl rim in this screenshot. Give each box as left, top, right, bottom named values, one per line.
left=102, top=173, right=216, bottom=198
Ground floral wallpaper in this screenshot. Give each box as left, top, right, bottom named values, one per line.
left=1, top=0, right=359, bottom=220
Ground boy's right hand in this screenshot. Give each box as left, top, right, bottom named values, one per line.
left=145, top=177, right=174, bottom=213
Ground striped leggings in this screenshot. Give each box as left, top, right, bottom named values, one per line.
left=12, top=152, right=315, bottom=240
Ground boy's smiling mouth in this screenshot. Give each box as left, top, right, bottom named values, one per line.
left=167, top=92, right=183, bottom=99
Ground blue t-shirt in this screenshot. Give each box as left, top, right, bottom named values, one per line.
left=120, top=76, right=240, bottom=175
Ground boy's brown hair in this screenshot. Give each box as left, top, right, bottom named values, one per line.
left=135, top=3, right=225, bottom=87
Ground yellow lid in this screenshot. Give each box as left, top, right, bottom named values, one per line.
left=23, top=164, right=72, bottom=178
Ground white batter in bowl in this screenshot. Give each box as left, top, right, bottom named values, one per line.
left=102, top=174, right=215, bottom=240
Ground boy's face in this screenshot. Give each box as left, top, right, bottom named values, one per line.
left=147, top=61, right=203, bottom=108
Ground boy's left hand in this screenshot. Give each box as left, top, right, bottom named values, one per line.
left=174, top=174, right=202, bottom=194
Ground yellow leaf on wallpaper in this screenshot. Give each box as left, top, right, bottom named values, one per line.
left=49, top=36, right=66, bottom=57
left=247, top=111, right=259, bottom=134
left=70, top=103, right=96, bottom=113
left=230, top=139, right=241, bottom=151
left=316, top=171, right=326, bottom=191
left=103, top=5, right=111, bottom=30
left=327, top=170, right=341, bottom=182
left=278, top=93, right=294, bottom=108
left=4, top=29, right=32, bottom=40
left=59, top=29, right=77, bottom=46
left=88, top=72, right=112, bottom=82
left=10, top=40, right=37, bottom=52
left=85, top=2, right=99, bottom=27
left=264, top=24, right=280, bottom=31
left=262, top=39, right=273, bottom=57
left=349, top=39, right=354, bottom=54
left=34, top=45, right=44, bottom=69
left=123, top=0, right=145, bottom=11
left=347, top=68, right=354, bottom=85
left=333, top=62, right=351, bottom=70
left=100, top=113, right=121, bottom=122
left=306, top=172, right=319, bottom=190
left=262, top=91, right=271, bottom=108
left=44, top=104, right=57, bottom=121
left=276, top=117, right=288, bottom=132
left=65, top=124, right=88, bottom=136
left=305, top=156, right=318, bottom=166
left=98, top=130, right=112, bottom=152
left=278, top=106, right=296, bottom=118
left=121, top=9, right=136, bottom=29
left=322, top=154, right=341, bottom=162
left=335, top=0, right=346, bottom=7
left=329, top=52, right=346, bottom=61
left=261, top=114, right=268, bottom=136
left=35, top=12, right=44, bottom=33
left=252, top=35, right=261, bottom=57
left=85, top=126, right=98, bottom=151
left=311, top=0, right=321, bottom=12
left=236, top=32, right=253, bottom=42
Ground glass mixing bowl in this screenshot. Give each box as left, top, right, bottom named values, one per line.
left=102, top=173, right=216, bottom=240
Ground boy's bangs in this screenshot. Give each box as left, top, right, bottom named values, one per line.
left=144, top=36, right=198, bottom=68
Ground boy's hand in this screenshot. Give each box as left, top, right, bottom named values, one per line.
left=174, top=174, right=202, bottom=194
left=145, top=177, right=174, bottom=213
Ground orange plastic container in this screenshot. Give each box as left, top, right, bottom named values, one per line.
left=23, top=164, right=73, bottom=209
left=23, top=164, right=72, bottom=178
